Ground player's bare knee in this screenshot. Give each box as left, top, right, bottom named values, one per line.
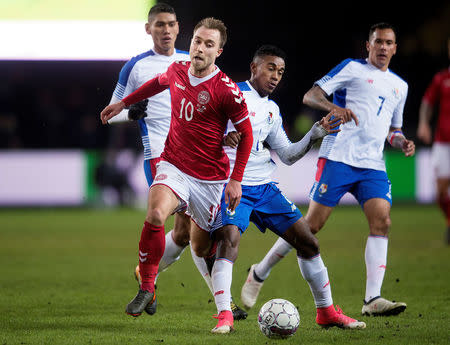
left=146, top=208, right=166, bottom=226
left=191, top=241, right=210, bottom=257
left=370, top=215, right=391, bottom=235
left=295, top=235, right=319, bottom=258
left=307, top=220, right=323, bottom=234
left=172, top=225, right=190, bottom=247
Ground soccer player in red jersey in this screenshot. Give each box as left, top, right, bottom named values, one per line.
left=100, top=17, right=253, bottom=330
left=417, top=37, right=450, bottom=244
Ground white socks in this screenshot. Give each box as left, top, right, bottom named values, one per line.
left=158, top=230, right=186, bottom=273
left=212, top=258, right=233, bottom=313
left=364, top=235, right=388, bottom=302
left=189, top=245, right=214, bottom=294
left=298, top=254, right=333, bottom=308
left=254, top=237, right=293, bottom=280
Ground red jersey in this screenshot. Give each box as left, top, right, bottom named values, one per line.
left=422, top=67, right=450, bottom=143
left=153, top=61, right=249, bottom=181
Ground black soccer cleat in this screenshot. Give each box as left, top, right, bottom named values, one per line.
left=125, top=289, right=155, bottom=317
left=231, top=297, right=248, bottom=320
left=145, top=291, right=157, bottom=315
left=134, top=265, right=157, bottom=315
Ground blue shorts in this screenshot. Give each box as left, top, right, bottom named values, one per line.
left=212, top=182, right=302, bottom=236
left=310, top=158, right=392, bottom=207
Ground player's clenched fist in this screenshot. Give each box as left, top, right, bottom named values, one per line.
left=100, top=101, right=126, bottom=124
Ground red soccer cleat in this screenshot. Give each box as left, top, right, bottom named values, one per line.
left=211, top=310, right=234, bottom=334
left=316, top=305, right=366, bottom=329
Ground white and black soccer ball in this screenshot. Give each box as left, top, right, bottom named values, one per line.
left=257, top=298, right=300, bottom=339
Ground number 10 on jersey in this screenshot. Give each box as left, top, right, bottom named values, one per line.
left=180, top=98, right=194, bottom=121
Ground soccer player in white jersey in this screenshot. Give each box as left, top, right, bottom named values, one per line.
left=207, top=44, right=366, bottom=333
left=241, top=23, right=415, bottom=317
left=100, top=17, right=253, bottom=332
left=108, top=3, right=246, bottom=319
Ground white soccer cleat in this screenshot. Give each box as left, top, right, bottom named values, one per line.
left=241, top=264, right=264, bottom=310
left=362, top=297, right=407, bottom=316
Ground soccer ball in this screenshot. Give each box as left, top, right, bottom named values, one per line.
left=257, top=298, right=300, bottom=339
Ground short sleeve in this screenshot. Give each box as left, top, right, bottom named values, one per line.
left=315, top=58, right=354, bottom=96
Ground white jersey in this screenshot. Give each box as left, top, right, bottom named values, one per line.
left=316, top=58, right=408, bottom=171
left=111, top=49, right=190, bottom=160
left=225, top=81, right=291, bottom=185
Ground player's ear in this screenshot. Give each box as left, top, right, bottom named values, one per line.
left=250, top=61, right=257, bottom=75
left=216, top=48, right=223, bottom=58
left=145, top=22, right=151, bottom=35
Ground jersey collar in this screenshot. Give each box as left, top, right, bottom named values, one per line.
left=188, top=66, right=221, bottom=86
left=246, top=80, right=269, bottom=100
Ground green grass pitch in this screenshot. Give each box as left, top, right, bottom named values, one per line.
left=1, top=205, right=449, bottom=344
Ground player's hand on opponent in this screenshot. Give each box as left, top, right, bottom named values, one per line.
left=330, top=106, right=359, bottom=126
left=100, top=101, right=126, bottom=124
left=223, top=131, right=241, bottom=148
left=402, top=139, right=415, bottom=157
left=319, top=111, right=342, bottom=134
left=128, top=99, right=149, bottom=121
left=224, top=179, right=242, bottom=212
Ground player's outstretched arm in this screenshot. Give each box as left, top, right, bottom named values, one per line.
left=303, top=85, right=359, bottom=125
left=276, top=111, right=341, bottom=165
left=101, top=75, right=168, bottom=125
left=387, top=127, right=416, bottom=157
left=101, top=101, right=126, bottom=124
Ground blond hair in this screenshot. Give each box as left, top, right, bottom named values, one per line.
left=193, top=17, right=227, bottom=48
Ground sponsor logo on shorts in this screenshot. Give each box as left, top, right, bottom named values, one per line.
left=226, top=208, right=235, bottom=217
left=319, top=183, right=328, bottom=194
left=155, top=174, right=167, bottom=181
left=386, top=183, right=392, bottom=200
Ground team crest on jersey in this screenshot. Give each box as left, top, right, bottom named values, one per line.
left=392, top=88, right=400, bottom=99
left=319, top=183, right=328, bottom=194
left=267, top=112, right=274, bottom=124
left=155, top=174, right=167, bottom=181
left=197, top=91, right=210, bottom=105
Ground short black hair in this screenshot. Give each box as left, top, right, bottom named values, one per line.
left=253, top=45, right=286, bottom=62
left=368, top=22, right=396, bottom=40
left=148, top=2, right=176, bottom=22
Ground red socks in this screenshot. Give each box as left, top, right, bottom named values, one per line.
left=139, top=221, right=165, bottom=292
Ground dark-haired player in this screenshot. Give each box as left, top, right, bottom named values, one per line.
left=242, top=23, right=414, bottom=317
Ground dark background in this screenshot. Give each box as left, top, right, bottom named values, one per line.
left=1, top=0, right=449, bottom=150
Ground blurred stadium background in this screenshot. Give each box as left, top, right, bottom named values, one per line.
left=0, top=0, right=449, bottom=207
